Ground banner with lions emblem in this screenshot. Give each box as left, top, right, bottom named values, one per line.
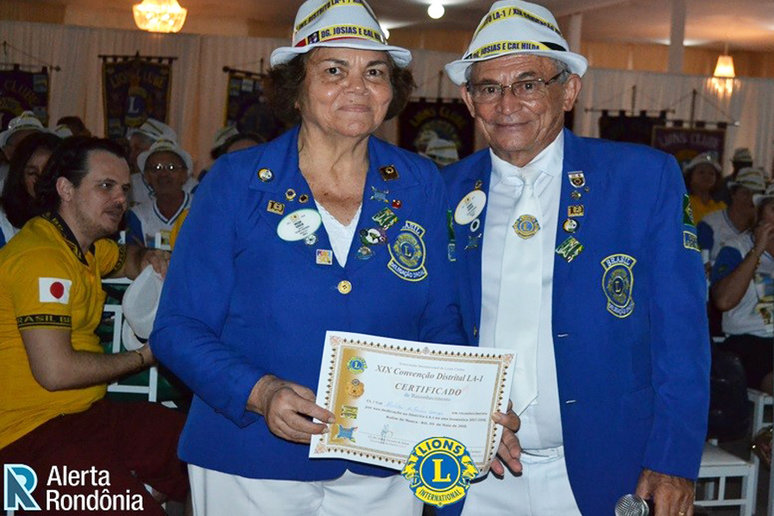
left=101, top=55, right=173, bottom=140
left=0, top=65, right=49, bottom=131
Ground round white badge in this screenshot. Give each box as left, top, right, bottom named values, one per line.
left=454, top=190, right=487, bottom=225
left=277, top=209, right=322, bottom=242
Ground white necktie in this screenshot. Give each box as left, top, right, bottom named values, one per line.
left=494, top=171, right=542, bottom=415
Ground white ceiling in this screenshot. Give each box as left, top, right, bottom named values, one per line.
left=58, top=0, right=774, bottom=52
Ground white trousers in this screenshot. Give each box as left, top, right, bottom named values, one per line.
left=461, top=448, right=581, bottom=516
left=189, top=465, right=422, bottom=516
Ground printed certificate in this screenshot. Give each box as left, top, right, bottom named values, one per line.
left=309, top=331, right=515, bottom=473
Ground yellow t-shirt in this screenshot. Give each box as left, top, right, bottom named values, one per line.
left=689, top=194, right=726, bottom=224
left=0, top=214, right=125, bottom=449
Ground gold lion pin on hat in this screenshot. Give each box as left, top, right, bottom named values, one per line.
left=444, top=0, right=588, bottom=85
left=270, top=0, right=412, bottom=68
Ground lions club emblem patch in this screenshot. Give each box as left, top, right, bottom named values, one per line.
left=388, top=221, right=428, bottom=282
left=401, top=437, right=478, bottom=508
left=601, top=254, right=636, bottom=318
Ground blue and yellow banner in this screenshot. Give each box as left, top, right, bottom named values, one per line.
left=101, top=56, right=172, bottom=140
left=0, top=65, right=49, bottom=131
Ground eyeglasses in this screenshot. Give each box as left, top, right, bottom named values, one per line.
left=467, top=71, right=565, bottom=104
left=145, top=163, right=187, bottom=173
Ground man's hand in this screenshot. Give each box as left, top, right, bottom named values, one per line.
left=140, top=249, right=171, bottom=278
left=635, top=469, right=694, bottom=516
left=490, top=400, right=522, bottom=476
left=248, top=375, right=335, bottom=443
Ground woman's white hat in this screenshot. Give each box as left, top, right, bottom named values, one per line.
left=445, top=0, right=588, bottom=85
left=270, top=0, right=412, bottom=68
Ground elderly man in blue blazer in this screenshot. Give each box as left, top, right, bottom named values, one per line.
left=442, top=1, right=710, bottom=514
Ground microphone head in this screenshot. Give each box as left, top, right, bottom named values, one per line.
left=615, top=494, right=650, bottom=516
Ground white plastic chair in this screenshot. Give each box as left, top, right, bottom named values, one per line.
left=694, top=441, right=757, bottom=515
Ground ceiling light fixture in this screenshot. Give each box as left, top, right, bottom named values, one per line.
left=133, top=0, right=188, bottom=33
left=711, top=43, right=735, bottom=95
left=380, top=24, right=391, bottom=40
left=713, top=55, right=735, bottom=78
left=428, top=2, right=445, bottom=20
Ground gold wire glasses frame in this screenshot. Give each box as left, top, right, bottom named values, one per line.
left=467, top=71, right=566, bottom=103
left=145, top=163, right=187, bottom=173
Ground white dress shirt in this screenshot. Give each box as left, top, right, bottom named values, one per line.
left=480, top=132, right=565, bottom=451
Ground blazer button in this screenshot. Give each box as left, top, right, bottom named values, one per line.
left=337, top=280, right=352, bottom=295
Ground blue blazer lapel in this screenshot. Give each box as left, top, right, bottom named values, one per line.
left=458, top=151, right=492, bottom=342
left=552, top=129, right=599, bottom=321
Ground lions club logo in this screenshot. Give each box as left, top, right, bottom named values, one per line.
left=388, top=221, right=428, bottom=282
left=601, top=253, right=636, bottom=318
left=401, top=437, right=478, bottom=508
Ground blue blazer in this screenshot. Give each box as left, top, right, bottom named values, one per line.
left=443, top=130, right=710, bottom=514
left=152, top=127, right=465, bottom=480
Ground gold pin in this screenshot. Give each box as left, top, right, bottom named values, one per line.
left=267, top=200, right=285, bottom=215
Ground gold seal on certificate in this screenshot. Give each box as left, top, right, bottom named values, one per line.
left=309, top=331, right=515, bottom=477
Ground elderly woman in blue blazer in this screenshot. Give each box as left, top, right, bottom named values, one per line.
left=150, top=1, right=522, bottom=515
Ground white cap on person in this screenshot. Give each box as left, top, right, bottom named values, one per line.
left=0, top=111, right=48, bottom=149
left=125, top=118, right=177, bottom=143
left=137, top=138, right=193, bottom=173
left=270, top=0, right=412, bottom=68
left=728, top=167, right=766, bottom=194
left=683, top=151, right=721, bottom=173
left=444, top=0, right=588, bottom=85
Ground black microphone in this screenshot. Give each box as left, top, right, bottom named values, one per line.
left=615, top=494, right=652, bottom=516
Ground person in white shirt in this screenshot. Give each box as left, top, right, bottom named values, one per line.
left=126, top=139, right=193, bottom=248
left=712, top=184, right=774, bottom=394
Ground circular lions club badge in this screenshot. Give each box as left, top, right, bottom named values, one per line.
left=401, top=437, right=478, bottom=508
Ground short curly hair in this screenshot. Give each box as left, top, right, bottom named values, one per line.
left=264, top=49, right=415, bottom=126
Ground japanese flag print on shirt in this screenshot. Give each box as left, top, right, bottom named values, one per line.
left=39, top=277, right=72, bottom=304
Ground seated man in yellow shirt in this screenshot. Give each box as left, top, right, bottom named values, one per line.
left=0, top=137, right=188, bottom=514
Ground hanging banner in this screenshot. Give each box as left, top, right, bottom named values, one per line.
left=0, top=65, right=49, bottom=130
left=398, top=99, right=474, bottom=168
left=224, top=68, right=285, bottom=142
left=101, top=55, right=173, bottom=140
left=651, top=126, right=726, bottom=169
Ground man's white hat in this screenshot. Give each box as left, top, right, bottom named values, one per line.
left=137, top=138, right=193, bottom=173
left=753, top=183, right=774, bottom=207
left=444, top=0, right=588, bottom=85
left=0, top=111, right=47, bottom=149
left=683, top=151, right=721, bottom=173
left=121, top=265, right=164, bottom=351
left=270, top=0, right=412, bottom=68
left=728, top=167, right=766, bottom=193
left=125, top=117, right=177, bottom=143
